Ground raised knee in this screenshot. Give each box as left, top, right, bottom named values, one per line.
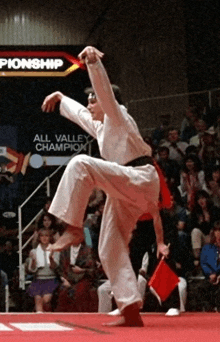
left=66, top=154, right=92, bottom=172
left=73, top=154, right=91, bottom=164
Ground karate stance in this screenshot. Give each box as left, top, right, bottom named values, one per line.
left=41, top=46, right=169, bottom=327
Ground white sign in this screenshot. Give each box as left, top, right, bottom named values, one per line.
left=0, top=58, right=63, bottom=70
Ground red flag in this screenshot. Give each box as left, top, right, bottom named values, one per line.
left=148, top=259, right=179, bottom=305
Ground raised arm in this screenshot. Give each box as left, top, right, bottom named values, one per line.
left=41, top=91, right=64, bottom=113
left=78, top=46, right=123, bottom=124
left=41, top=90, right=98, bottom=138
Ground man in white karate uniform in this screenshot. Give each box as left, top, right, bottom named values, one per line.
left=41, top=46, right=169, bottom=326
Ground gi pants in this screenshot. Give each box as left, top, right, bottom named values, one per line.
left=49, top=154, right=160, bottom=312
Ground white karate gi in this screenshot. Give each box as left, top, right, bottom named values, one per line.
left=49, top=59, right=160, bottom=312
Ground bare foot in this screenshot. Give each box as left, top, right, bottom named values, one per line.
left=47, top=226, right=83, bottom=252
left=103, top=315, right=144, bottom=327
left=103, top=303, right=144, bottom=327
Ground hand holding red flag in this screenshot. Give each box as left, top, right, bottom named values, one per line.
left=148, top=257, right=180, bottom=305
left=157, top=242, right=170, bottom=259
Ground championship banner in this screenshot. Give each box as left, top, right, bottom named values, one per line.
left=0, top=50, right=85, bottom=77
left=0, top=46, right=91, bottom=177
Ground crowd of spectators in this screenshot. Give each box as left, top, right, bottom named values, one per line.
left=2, top=103, right=220, bottom=313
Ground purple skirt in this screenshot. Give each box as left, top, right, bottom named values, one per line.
left=27, top=278, right=59, bottom=297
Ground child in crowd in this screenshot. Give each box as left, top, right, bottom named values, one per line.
left=27, top=228, right=60, bottom=313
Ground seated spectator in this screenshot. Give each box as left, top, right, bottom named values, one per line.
left=0, top=240, right=19, bottom=287
left=180, top=106, right=199, bottom=143
left=160, top=127, right=189, bottom=165
left=188, top=190, right=220, bottom=271
left=26, top=228, right=60, bottom=313
left=199, top=221, right=220, bottom=311
left=32, top=213, right=61, bottom=248
left=198, top=127, right=218, bottom=170
left=54, top=239, right=98, bottom=312
left=189, top=119, right=208, bottom=148
left=203, top=165, right=220, bottom=208
left=156, top=146, right=180, bottom=193
left=178, top=154, right=205, bottom=211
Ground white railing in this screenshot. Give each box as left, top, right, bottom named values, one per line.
left=5, top=284, right=9, bottom=313
left=18, top=138, right=94, bottom=289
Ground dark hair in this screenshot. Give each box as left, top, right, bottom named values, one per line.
left=195, top=189, right=212, bottom=208
left=158, top=146, right=170, bottom=155
left=185, top=145, right=198, bottom=156
left=195, top=189, right=210, bottom=201
left=84, top=84, right=123, bottom=104
left=165, top=127, right=180, bottom=137
left=37, top=213, right=56, bottom=230
left=191, top=190, right=213, bottom=218
left=182, top=154, right=202, bottom=173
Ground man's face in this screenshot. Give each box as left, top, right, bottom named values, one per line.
left=195, top=120, right=207, bottom=132
left=168, top=130, right=179, bottom=142
left=87, top=93, right=104, bottom=122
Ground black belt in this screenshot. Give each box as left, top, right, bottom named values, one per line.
left=125, top=156, right=154, bottom=167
